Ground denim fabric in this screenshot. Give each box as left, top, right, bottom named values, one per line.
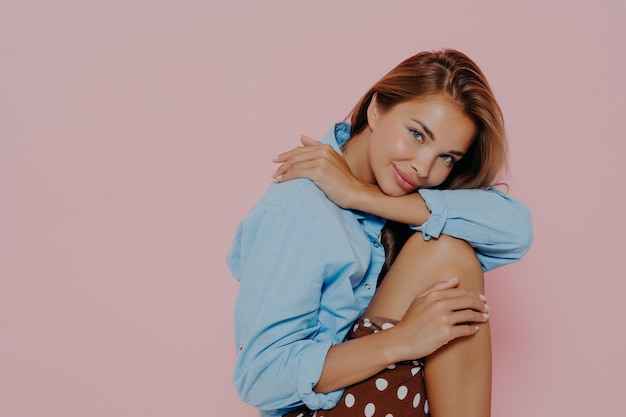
left=227, top=123, right=532, bottom=416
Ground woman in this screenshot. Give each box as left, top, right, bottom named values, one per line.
left=228, top=49, right=532, bottom=417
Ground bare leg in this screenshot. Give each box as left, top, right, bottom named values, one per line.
left=366, top=232, right=491, bottom=417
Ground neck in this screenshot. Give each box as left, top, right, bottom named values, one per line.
left=343, top=128, right=375, bottom=185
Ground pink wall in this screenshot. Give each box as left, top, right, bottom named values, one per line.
left=1, top=1, right=624, bottom=416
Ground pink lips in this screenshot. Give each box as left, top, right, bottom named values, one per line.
left=393, top=165, right=419, bottom=192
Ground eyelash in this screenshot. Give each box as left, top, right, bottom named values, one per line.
left=441, top=155, right=455, bottom=165
left=410, top=129, right=424, bottom=143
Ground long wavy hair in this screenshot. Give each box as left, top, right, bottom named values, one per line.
left=349, top=49, right=508, bottom=284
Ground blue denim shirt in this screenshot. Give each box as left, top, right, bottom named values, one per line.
left=227, top=123, right=532, bottom=416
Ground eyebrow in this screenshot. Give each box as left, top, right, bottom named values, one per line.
left=412, top=119, right=435, bottom=141
left=412, top=118, right=466, bottom=158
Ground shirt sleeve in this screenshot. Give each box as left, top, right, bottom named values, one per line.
left=414, top=188, right=533, bottom=272
left=227, top=202, right=344, bottom=411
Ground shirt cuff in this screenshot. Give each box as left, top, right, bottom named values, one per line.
left=297, top=340, right=344, bottom=410
left=414, top=189, right=448, bottom=240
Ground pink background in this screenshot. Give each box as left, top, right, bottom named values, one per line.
left=1, top=1, right=624, bottom=416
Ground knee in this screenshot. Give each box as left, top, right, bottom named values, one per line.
left=404, top=232, right=477, bottom=262
left=403, top=233, right=484, bottom=289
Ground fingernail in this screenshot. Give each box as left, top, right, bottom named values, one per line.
left=479, top=293, right=487, bottom=302
left=483, top=313, right=489, bottom=319
left=275, top=175, right=283, bottom=181
left=447, top=277, right=459, bottom=284
left=484, top=303, right=490, bottom=312
left=271, top=155, right=280, bottom=162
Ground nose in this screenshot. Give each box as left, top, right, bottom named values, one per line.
left=411, top=153, right=435, bottom=179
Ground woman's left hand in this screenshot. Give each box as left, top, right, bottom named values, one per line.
left=271, top=135, right=365, bottom=208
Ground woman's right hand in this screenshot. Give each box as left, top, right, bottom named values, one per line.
left=387, top=277, right=489, bottom=362
left=272, top=135, right=367, bottom=208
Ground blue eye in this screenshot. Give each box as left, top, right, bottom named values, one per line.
left=441, top=155, right=455, bottom=165
left=410, top=129, right=424, bottom=143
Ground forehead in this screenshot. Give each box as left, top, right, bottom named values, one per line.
left=395, top=93, right=462, bottom=114
left=397, top=94, right=473, bottom=123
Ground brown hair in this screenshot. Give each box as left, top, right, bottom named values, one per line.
left=352, top=49, right=508, bottom=284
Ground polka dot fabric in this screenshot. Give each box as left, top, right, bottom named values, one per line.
left=283, top=316, right=429, bottom=417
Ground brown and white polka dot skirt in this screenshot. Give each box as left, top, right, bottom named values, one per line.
left=284, top=316, right=429, bottom=417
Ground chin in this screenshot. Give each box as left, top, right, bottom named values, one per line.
left=381, top=186, right=411, bottom=198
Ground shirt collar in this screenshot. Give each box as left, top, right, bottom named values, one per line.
left=320, top=121, right=351, bottom=151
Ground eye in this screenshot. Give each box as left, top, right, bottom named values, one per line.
left=441, top=155, right=456, bottom=166
left=410, top=129, right=424, bottom=143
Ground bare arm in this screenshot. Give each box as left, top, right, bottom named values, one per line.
left=273, top=135, right=431, bottom=225
left=314, top=278, right=488, bottom=393
left=273, top=135, right=533, bottom=271
left=352, top=183, right=430, bottom=225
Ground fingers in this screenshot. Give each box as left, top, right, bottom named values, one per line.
left=271, top=143, right=332, bottom=166
left=271, top=142, right=343, bottom=182
left=272, top=150, right=333, bottom=180
left=421, top=280, right=487, bottom=311
left=425, top=276, right=460, bottom=294
left=271, top=135, right=325, bottom=163
left=424, top=300, right=488, bottom=348
left=300, top=134, right=321, bottom=146
left=430, top=289, right=488, bottom=313
left=433, top=291, right=490, bottom=345
left=271, top=146, right=306, bottom=164
left=445, top=323, right=482, bottom=343
left=273, top=160, right=323, bottom=182
left=448, top=308, right=489, bottom=326
left=271, top=149, right=322, bottom=180
left=390, top=280, right=491, bottom=360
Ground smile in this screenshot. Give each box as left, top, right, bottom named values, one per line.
left=393, top=165, right=419, bottom=191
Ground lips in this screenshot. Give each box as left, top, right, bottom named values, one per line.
left=393, top=165, right=419, bottom=192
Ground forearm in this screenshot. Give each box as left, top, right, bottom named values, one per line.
left=316, top=238, right=490, bottom=395
left=351, top=183, right=430, bottom=225
left=314, top=329, right=401, bottom=393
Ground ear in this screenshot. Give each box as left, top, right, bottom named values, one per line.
left=366, top=93, right=380, bottom=130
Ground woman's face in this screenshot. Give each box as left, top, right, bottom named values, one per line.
left=366, top=94, right=476, bottom=196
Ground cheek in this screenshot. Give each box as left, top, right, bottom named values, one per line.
left=427, top=166, right=453, bottom=187
left=370, top=134, right=398, bottom=162
left=376, top=125, right=407, bottom=152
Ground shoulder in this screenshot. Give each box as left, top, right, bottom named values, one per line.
left=252, top=179, right=343, bottom=222
left=241, top=179, right=365, bottom=248
left=230, top=178, right=372, bottom=279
